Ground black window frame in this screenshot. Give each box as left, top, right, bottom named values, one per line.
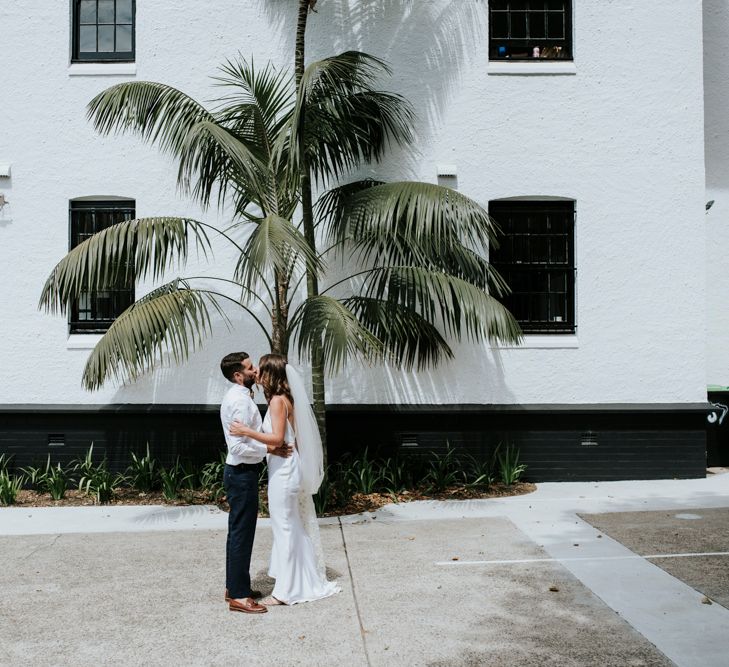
left=489, top=200, right=576, bottom=334
left=489, top=0, right=573, bottom=61
left=69, top=200, right=135, bottom=334
left=72, top=0, right=136, bottom=63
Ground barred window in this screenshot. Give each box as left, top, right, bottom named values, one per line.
left=72, top=0, right=135, bottom=62
left=489, top=200, right=575, bottom=333
left=489, top=0, right=572, bottom=61
left=69, top=200, right=135, bottom=333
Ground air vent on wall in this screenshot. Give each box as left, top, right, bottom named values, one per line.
left=580, top=431, right=598, bottom=447
left=48, top=434, right=65, bottom=447
left=400, top=434, right=419, bottom=448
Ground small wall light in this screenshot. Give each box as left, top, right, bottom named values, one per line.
left=437, top=164, right=458, bottom=189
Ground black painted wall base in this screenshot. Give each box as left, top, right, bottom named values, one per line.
left=0, top=403, right=709, bottom=482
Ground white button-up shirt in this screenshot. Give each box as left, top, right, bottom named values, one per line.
left=220, top=384, right=267, bottom=465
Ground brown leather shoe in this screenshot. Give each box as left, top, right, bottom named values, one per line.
left=229, top=597, right=267, bottom=614
left=225, top=589, right=262, bottom=601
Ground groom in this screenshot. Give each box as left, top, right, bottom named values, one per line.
left=219, top=352, right=291, bottom=614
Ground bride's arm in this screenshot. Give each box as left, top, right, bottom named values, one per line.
left=230, top=395, right=288, bottom=447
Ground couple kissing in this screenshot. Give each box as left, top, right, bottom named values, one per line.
left=219, top=352, right=340, bottom=614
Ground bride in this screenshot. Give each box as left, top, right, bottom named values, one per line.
left=230, top=354, right=340, bottom=606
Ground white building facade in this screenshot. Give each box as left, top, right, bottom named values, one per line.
left=0, top=1, right=718, bottom=479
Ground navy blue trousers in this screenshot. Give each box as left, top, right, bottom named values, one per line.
left=224, top=463, right=260, bottom=599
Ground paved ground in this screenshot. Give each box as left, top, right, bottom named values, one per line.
left=580, top=507, right=729, bottom=608
left=1, top=471, right=728, bottom=666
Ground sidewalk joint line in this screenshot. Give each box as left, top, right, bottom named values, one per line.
left=435, top=551, right=729, bottom=566
left=338, top=517, right=372, bottom=667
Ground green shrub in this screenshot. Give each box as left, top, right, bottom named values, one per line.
left=463, top=452, right=493, bottom=490
left=75, top=450, right=120, bottom=504
left=342, top=448, right=385, bottom=495
left=200, top=452, right=226, bottom=502
left=127, top=444, right=159, bottom=492
left=422, top=445, right=463, bottom=493
left=43, top=460, right=70, bottom=500
left=0, top=471, right=25, bottom=505
left=495, top=443, right=527, bottom=486
left=0, top=453, right=13, bottom=475
left=159, top=459, right=192, bottom=501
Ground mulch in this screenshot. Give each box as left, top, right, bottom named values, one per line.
left=8, top=482, right=536, bottom=516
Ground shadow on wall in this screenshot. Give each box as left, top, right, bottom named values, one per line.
left=109, top=315, right=272, bottom=405
left=260, top=0, right=486, bottom=155
left=112, top=1, right=497, bottom=406
left=326, top=340, right=514, bottom=405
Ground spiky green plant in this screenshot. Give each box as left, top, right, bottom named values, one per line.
left=0, top=471, right=25, bottom=506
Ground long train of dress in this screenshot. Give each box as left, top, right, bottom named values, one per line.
left=264, top=410, right=340, bottom=604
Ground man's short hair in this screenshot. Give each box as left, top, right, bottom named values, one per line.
left=220, top=352, right=249, bottom=382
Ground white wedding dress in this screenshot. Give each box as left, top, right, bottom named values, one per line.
left=264, top=407, right=340, bottom=604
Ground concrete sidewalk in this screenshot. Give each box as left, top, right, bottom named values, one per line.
left=1, top=473, right=728, bottom=666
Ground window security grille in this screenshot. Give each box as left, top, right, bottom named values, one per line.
left=72, top=0, right=135, bottom=62
left=489, top=200, right=576, bottom=333
left=489, top=0, right=572, bottom=61
left=69, top=201, right=135, bottom=333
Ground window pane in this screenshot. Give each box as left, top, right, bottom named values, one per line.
left=490, top=0, right=508, bottom=9
left=511, top=0, right=528, bottom=10
left=532, top=237, right=549, bottom=262
left=79, top=0, right=96, bottom=24
left=547, top=12, right=565, bottom=38
left=98, top=25, right=115, bottom=51
left=98, top=0, right=115, bottom=23
left=547, top=0, right=565, bottom=9
left=116, top=24, right=132, bottom=52
left=550, top=237, right=567, bottom=263
left=529, top=11, right=546, bottom=38
left=117, top=0, right=133, bottom=23
left=511, top=11, right=527, bottom=38
left=491, top=12, right=509, bottom=38
left=79, top=26, right=97, bottom=52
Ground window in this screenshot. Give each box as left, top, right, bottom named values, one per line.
left=489, top=1, right=572, bottom=61
left=72, top=0, right=135, bottom=62
left=489, top=200, right=575, bottom=333
left=69, top=200, right=135, bottom=333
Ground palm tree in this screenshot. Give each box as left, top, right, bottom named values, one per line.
left=39, top=52, right=521, bottom=460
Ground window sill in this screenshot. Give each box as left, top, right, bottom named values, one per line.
left=487, top=61, right=576, bottom=75
left=66, top=334, right=104, bottom=350
left=68, top=63, right=137, bottom=77
left=498, top=334, right=579, bottom=349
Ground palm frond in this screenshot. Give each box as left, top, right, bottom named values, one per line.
left=178, top=120, right=273, bottom=211
left=39, top=217, right=211, bottom=314
left=361, top=267, right=522, bottom=344
left=344, top=296, right=453, bottom=369
left=234, top=214, right=319, bottom=290
left=87, top=81, right=213, bottom=157
left=304, top=90, right=414, bottom=184
left=215, top=56, right=294, bottom=140
left=321, top=181, right=500, bottom=252
left=82, top=280, right=226, bottom=390
left=290, top=295, right=383, bottom=373
left=285, top=51, right=411, bottom=182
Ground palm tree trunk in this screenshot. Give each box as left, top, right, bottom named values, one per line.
left=296, top=0, right=328, bottom=466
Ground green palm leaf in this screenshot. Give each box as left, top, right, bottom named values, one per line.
left=39, top=217, right=212, bottom=314
left=321, top=181, right=501, bottom=252
left=178, top=120, right=272, bottom=211
left=343, top=296, right=453, bottom=369
left=87, top=81, right=213, bottom=157
left=82, top=280, right=225, bottom=390
left=291, top=295, right=383, bottom=373
left=361, top=267, right=522, bottom=344
left=235, top=215, right=319, bottom=290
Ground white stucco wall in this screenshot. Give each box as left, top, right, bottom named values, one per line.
left=704, top=0, right=729, bottom=387
left=0, top=1, right=707, bottom=406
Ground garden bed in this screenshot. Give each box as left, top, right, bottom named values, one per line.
left=9, top=482, right=536, bottom=516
